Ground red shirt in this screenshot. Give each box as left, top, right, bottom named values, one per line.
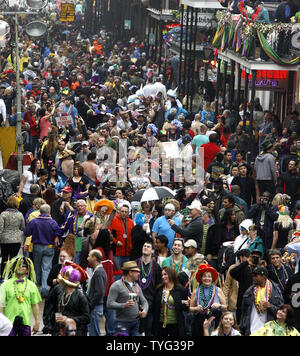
left=109, top=214, right=134, bottom=257
left=200, top=142, right=221, bottom=171
left=96, top=247, right=114, bottom=297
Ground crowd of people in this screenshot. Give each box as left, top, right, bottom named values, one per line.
left=1, top=0, right=300, bottom=337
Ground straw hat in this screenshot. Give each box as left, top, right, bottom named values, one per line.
left=121, top=261, right=140, bottom=272
left=58, top=149, right=75, bottom=160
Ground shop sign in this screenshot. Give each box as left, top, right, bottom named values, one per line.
left=60, top=3, right=75, bottom=22
left=183, top=12, right=215, bottom=28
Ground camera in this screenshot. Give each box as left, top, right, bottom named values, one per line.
left=252, top=255, right=260, bottom=266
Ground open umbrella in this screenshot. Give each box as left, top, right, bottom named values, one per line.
left=132, top=187, right=175, bottom=202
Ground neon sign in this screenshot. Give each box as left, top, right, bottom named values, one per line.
left=241, top=70, right=288, bottom=80
left=248, top=79, right=279, bottom=87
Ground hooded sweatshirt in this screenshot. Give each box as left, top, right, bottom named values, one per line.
left=233, top=219, right=254, bottom=253
left=254, top=152, right=277, bottom=182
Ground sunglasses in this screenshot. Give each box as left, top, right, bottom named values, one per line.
left=51, top=169, right=57, bottom=172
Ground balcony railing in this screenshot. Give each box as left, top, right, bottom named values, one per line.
left=213, top=10, right=300, bottom=66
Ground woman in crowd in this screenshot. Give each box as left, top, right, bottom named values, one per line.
left=48, top=164, right=66, bottom=195
left=251, top=304, right=300, bottom=336
left=190, top=264, right=227, bottom=336
left=203, top=311, right=241, bottom=336
left=0, top=196, right=25, bottom=277
left=152, top=266, right=188, bottom=337
left=17, top=159, right=41, bottom=198
left=67, top=164, right=90, bottom=199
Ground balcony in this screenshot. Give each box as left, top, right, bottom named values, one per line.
left=213, top=10, right=300, bottom=67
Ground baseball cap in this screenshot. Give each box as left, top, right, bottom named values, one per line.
left=81, top=141, right=89, bottom=146
left=62, top=186, right=73, bottom=193
left=252, top=266, right=268, bottom=277
left=184, top=239, right=197, bottom=249
left=187, top=200, right=202, bottom=211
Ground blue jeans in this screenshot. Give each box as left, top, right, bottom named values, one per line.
left=115, top=320, right=141, bottom=336
left=88, top=304, right=104, bottom=336
left=32, top=244, right=54, bottom=297
left=103, top=296, right=116, bottom=336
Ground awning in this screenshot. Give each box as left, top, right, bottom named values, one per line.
left=218, top=50, right=299, bottom=72
left=180, top=0, right=224, bottom=9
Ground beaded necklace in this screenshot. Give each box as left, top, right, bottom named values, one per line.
left=172, top=255, right=184, bottom=275
left=13, top=277, right=28, bottom=303
left=184, top=270, right=198, bottom=297
left=274, top=321, right=286, bottom=336
left=138, top=257, right=153, bottom=290
left=272, top=264, right=289, bottom=290
left=61, top=291, right=75, bottom=307
left=122, top=277, right=139, bottom=297
left=195, top=284, right=216, bottom=314
left=253, top=280, right=272, bottom=315
left=162, top=287, right=175, bottom=328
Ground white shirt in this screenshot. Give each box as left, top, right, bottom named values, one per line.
left=0, top=313, right=12, bottom=336
left=250, top=303, right=267, bottom=335
left=0, top=98, right=6, bottom=120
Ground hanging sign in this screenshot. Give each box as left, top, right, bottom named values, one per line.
left=60, top=3, right=75, bottom=22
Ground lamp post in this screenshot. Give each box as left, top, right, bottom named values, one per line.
left=0, top=0, right=48, bottom=178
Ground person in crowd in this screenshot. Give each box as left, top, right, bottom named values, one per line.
left=248, top=191, right=278, bottom=249
left=24, top=204, right=62, bottom=298
left=107, top=261, right=148, bottom=336
left=56, top=261, right=90, bottom=336
left=0, top=196, right=25, bottom=276
left=0, top=256, right=41, bottom=336
left=168, top=201, right=204, bottom=251
left=251, top=304, right=300, bottom=336
left=267, top=249, right=294, bottom=294
left=152, top=266, right=188, bottom=337
left=152, top=203, right=181, bottom=251
left=239, top=266, right=284, bottom=336
left=109, top=202, right=134, bottom=271
left=162, top=238, right=188, bottom=275
left=190, top=264, right=227, bottom=336
left=136, top=240, right=162, bottom=336
left=203, top=311, right=241, bottom=336
left=154, top=235, right=171, bottom=267
left=86, top=249, right=107, bottom=336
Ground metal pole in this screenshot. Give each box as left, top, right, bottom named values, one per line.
left=215, top=58, right=221, bottom=116
left=229, top=59, right=235, bottom=110
left=222, top=61, right=227, bottom=109
left=178, top=4, right=184, bottom=97
left=190, top=7, right=197, bottom=112
left=183, top=6, right=189, bottom=104
left=187, top=6, right=194, bottom=111
left=235, top=63, right=241, bottom=124
left=15, top=13, right=22, bottom=178
left=243, top=71, right=249, bottom=131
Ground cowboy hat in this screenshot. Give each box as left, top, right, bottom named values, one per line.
left=121, top=261, right=140, bottom=272
left=195, top=263, right=218, bottom=283
left=94, top=199, right=115, bottom=215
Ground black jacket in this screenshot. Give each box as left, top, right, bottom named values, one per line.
left=239, top=280, right=284, bottom=336
left=152, top=284, right=188, bottom=337
left=205, top=222, right=240, bottom=257
left=171, top=217, right=203, bottom=252
left=231, top=175, right=256, bottom=207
